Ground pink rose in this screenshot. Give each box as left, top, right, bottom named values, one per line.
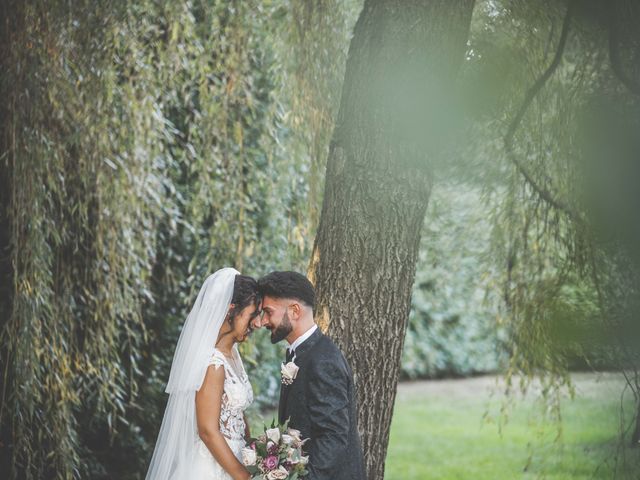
left=263, top=455, right=279, bottom=471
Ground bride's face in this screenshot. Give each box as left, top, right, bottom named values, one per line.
left=229, top=303, right=260, bottom=343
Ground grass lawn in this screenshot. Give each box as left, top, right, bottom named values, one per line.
left=385, top=373, right=640, bottom=480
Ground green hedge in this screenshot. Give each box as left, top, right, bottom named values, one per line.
left=401, top=184, right=507, bottom=379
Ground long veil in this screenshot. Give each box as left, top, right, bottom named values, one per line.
left=145, top=267, right=240, bottom=480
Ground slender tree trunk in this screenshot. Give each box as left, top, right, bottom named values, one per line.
left=0, top=2, right=16, bottom=474
left=632, top=401, right=640, bottom=446
left=308, top=1, right=474, bottom=479
left=0, top=5, right=12, bottom=328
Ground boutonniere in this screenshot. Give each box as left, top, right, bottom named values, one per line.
left=281, top=361, right=299, bottom=385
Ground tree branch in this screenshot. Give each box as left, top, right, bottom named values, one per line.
left=504, top=0, right=582, bottom=223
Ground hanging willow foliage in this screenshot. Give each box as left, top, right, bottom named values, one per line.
left=279, top=0, right=359, bottom=232
left=1, top=1, right=164, bottom=478
left=466, top=0, right=640, bottom=450
left=0, top=0, right=325, bottom=478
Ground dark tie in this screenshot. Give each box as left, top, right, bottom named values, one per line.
left=285, top=348, right=295, bottom=363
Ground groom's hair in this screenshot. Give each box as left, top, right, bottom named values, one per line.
left=257, top=271, right=315, bottom=311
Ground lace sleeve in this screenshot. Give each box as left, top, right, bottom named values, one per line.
left=207, top=351, right=226, bottom=371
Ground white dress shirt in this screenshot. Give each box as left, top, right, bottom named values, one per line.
left=287, top=324, right=318, bottom=361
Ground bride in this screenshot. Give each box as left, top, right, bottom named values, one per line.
left=146, top=267, right=261, bottom=480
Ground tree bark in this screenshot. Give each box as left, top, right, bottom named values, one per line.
left=308, top=1, right=474, bottom=479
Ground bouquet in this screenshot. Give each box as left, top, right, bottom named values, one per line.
left=242, top=420, right=309, bottom=480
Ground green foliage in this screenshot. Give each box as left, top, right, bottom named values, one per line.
left=3, top=0, right=639, bottom=478
left=402, top=184, right=506, bottom=379
left=0, top=0, right=346, bottom=478
left=2, top=1, right=162, bottom=477
left=458, top=0, right=640, bottom=449
left=272, top=0, right=360, bottom=229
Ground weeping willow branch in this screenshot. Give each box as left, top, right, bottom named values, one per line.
left=504, top=0, right=582, bottom=224
left=284, top=1, right=355, bottom=234
left=1, top=2, right=317, bottom=477
left=587, top=242, right=640, bottom=449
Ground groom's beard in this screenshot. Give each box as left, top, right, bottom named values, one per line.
left=270, top=311, right=293, bottom=344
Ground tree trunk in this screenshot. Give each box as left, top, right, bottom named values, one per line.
left=308, top=1, right=474, bottom=479
left=0, top=2, right=17, bottom=474
left=632, top=401, right=640, bottom=447
left=0, top=3, right=12, bottom=331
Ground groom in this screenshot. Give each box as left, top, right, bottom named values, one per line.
left=256, top=271, right=365, bottom=480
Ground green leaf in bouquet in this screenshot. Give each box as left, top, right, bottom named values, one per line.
left=293, top=463, right=308, bottom=476
left=247, top=465, right=260, bottom=475
left=280, top=418, right=290, bottom=432
left=286, top=448, right=300, bottom=463
left=256, top=442, right=268, bottom=457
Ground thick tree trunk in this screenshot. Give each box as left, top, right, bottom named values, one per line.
left=308, top=1, right=474, bottom=479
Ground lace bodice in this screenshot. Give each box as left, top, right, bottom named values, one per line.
left=206, top=348, right=254, bottom=441
left=193, top=349, right=252, bottom=477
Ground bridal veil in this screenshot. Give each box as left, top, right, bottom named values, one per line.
left=145, top=267, right=240, bottom=480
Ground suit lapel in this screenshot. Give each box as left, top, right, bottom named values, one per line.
left=292, top=328, right=322, bottom=359
left=278, top=329, right=323, bottom=424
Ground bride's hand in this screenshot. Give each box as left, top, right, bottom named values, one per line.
left=236, top=471, right=250, bottom=480
left=196, top=365, right=252, bottom=480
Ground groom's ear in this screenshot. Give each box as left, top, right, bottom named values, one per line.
left=290, top=302, right=301, bottom=320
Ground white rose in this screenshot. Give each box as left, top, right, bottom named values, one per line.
left=281, top=362, right=299, bottom=385
left=286, top=447, right=301, bottom=464
left=286, top=428, right=302, bottom=442
left=266, top=427, right=281, bottom=444
left=281, top=434, right=294, bottom=445
left=241, top=447, right=257, bottom=466
left=266, top=466, right=289, bottom=480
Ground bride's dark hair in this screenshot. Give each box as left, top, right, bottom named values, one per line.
left=228, top=274, right=259, bottom=323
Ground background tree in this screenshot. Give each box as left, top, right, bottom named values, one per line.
left=309, top=1, right=475, bottom=478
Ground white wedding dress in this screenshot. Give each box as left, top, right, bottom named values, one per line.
left=146, top=268, right=254, bottom=480
left=192, top=348, right=254, bottom=480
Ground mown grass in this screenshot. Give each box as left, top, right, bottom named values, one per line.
left=247, top=373, right=639, bottom=479
left=385, top=373, right=639, bottom=480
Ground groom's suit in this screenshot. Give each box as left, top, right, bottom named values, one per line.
left=279, top=328, right=365, bottom=480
